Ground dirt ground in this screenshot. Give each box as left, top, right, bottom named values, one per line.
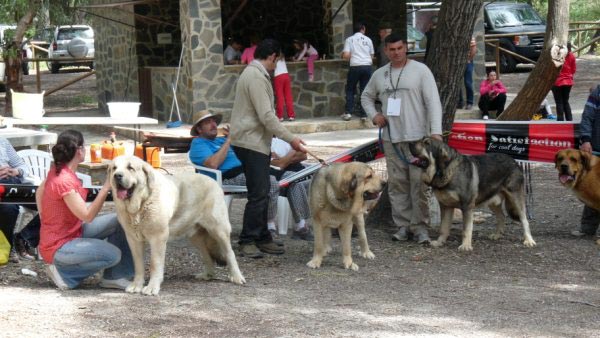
left=1, top=59, right=600, bottom=337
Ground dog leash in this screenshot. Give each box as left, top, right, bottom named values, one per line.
left=378, top=126, right=412, bottom=165
left=301, top=146, right=328, bottom=166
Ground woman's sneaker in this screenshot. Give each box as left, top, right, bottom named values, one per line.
left=45, top=264, right=69, bottom=290
left=99, top=278, right=131, bottom=290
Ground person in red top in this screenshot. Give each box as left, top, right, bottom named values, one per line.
left=478, top=70, right=507, bottom=120
left=36, top=130, right=133, bottom=290
left=551, top=42, right=577, bottom=121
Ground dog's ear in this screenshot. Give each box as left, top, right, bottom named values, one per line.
left=580, top=150, right=592, bottom=170
left=554, top=151, right=561, bottom=168
left=142, top=161, right=155, bottom=188
left=348, top=173, right=358, bottom=196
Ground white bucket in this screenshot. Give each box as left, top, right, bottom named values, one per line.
left=107, top=102, right=140, bottom=119
left=11, top=89, right=45, bottom=119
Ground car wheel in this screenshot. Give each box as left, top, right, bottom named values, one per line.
left=499, top=52, right=516, bottom=73
left=51, top=63, right=60, bottom=74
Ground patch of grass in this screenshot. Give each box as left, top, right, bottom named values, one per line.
left=69, top=94, right=96, bottom=106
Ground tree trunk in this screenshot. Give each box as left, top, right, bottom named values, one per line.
left=588, top=29, right=600, bottom=55
left=428, top=0, right=484, bottom=133
left=497, top=0, right=570, bottom=121
left=3, top=0, right=41, bottom=116
left=367, top=0, right=483, bottom=228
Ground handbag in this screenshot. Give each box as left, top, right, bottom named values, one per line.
left=0, top=231, right=10, bottom=265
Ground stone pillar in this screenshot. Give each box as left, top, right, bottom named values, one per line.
left=331, top=0, right=353, bottom=57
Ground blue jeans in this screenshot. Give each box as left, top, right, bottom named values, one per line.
left=345, top=65, right=373, bottom=117
left=458, top=61, right=474, bottom=107
left=53, top=213, right=133, bottom=289
left=464, top=61, right=474, bottom=105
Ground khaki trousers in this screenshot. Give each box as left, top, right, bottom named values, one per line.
left=383, top=141, right=430, bottom=231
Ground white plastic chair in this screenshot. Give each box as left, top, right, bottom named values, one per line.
left=14, top=149, right=92, bottom=233
left=188, top=155, right=293, bottom=234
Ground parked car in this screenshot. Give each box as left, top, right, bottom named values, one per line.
left=407, top=25, right=425, bottom=54
left=484, top=1, right=546, bottom=73
left=48, top=25, right=95, bottom=74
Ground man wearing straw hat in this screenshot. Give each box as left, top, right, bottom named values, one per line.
left=188, top=110, right=283, bottom=254
left=229, top=38, right=307, bottom=258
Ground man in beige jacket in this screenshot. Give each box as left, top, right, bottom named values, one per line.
left=230, top=38, right=306, bottom=258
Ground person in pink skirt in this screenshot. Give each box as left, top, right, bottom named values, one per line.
left=274, top=53, right=296, bottom=121
left=293, top=39, right=319, bottom=81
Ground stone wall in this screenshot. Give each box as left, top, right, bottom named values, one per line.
left=91, top=0, right=140, bottom=113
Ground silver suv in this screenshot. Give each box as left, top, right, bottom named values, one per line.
left=48, top=25, right=94, bottom=73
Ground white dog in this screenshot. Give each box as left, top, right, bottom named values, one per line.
left=109, top=156, right=245, bottom=295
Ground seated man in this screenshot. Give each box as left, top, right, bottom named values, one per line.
left=188, top=110, right=282, bottom=251
left=0, top=137, right=40, bottom=262
left=271, top=137, right=312, bottom=240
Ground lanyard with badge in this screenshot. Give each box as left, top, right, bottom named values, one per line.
left=387, top=62, right=405, bottom=117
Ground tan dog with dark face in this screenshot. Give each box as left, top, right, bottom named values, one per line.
left=307, top=162, right=384, bottom=271
left=555, top=149, right=600, bottom=211
left=109, top=156, right=245, bottom=295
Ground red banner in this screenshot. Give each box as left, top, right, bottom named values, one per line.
left=448, top=120, right=580, bottom=163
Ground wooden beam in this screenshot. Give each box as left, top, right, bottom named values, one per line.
left=78, top=0, right=158, bottom=8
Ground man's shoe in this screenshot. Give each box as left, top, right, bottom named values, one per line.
left=547, top=114, right=557, bottom=120
left=99, top=278, right=131, bottom=290
left=45, top=264, right=69, bottom=290
left=288, top=117, right=295, bottom=121
left=256, top=241, right=285, bottom=255
left=239, top=243, right=264, bottom=259
left=482, top=115, right=489, bottom=120
left=342, top=113, right=352, bottom=121
left=392, top=227, right=408, bottom=241
left=269, top=229, right=284, bottom=247
left=465, top=104, right=473, bottom=110
left=360, top=116, right=367, bottom=122
left=571, top=230, right=592, bottom=237
left=291, top=227, right=314, bottom=241
left=9, top=249, right=19, bottom=263
left=15, top=236, right=37, bottom=261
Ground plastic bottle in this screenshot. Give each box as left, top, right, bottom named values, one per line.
left=90, top=144, right=102, bottom=163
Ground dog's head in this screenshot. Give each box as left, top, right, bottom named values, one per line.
left=408, top=137, right=453, bottom=185
left=325, top=162, right=385, bottom=212
left=554, top=149, right=593, bottom=188
left=108, top=155, right=155, bottom=212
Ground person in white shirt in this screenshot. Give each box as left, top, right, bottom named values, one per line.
left=341, top=22, right=375, bottom=122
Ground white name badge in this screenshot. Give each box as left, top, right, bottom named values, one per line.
left=387, top=97, right=401, bottom=116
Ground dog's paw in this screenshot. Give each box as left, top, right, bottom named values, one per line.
left=125, top=281, right=144, bottom=294
left=142, top=282, right=161, bottom=296
left=489, top=233, right=503, bottom=241
left=195, top=271, right=215, bottom=281
left=344, top=261, right=359, bottom=271
left=361, top=250, right=375, bottom=259
left=307, top=258, right=322, bottom=269
left=431, top=240, right=444, bottom=248
left=523, top=238, right=537, bottom=247
left=343, top=257, right=358, bottom=271
left=458, top=243, right=473, bottom=251
left=230, top=273, right=246, bottom=285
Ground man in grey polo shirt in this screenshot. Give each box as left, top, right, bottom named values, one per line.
left=342, top=22, right=374, bottom=122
